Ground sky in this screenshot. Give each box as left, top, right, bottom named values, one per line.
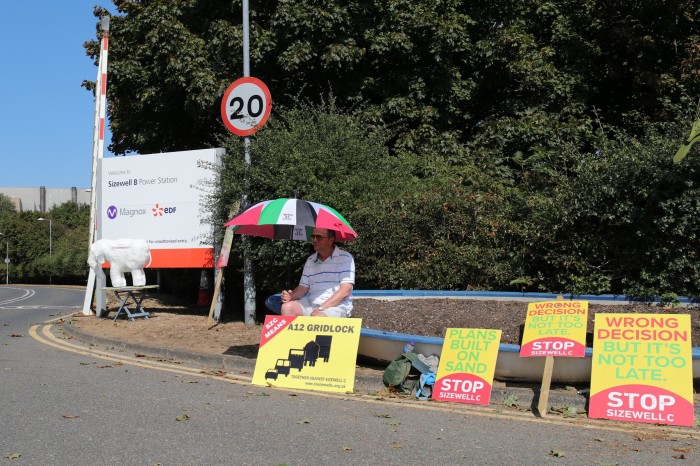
left=0, top=2, right=116, bottom=189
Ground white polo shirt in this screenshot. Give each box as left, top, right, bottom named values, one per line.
left=300, top=246, right=355, bottom=314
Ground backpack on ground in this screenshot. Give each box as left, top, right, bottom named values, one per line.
left=382, top=352, right=417, bottom=390
left=415, top=372, right=436, bottom=400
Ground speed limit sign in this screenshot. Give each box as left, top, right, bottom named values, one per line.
left=220, top=77, right=272, bottom=137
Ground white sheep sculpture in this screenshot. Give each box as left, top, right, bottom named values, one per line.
left=87, top=238, right=151, bottom=288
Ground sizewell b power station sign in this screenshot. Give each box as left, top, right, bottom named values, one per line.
left=96, top=148, right=223, bottom=268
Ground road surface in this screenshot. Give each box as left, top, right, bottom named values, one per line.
left=1, top=286, right=697, bottom=465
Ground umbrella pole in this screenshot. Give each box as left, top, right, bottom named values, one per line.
left=286, top=240, right=292, bottom=289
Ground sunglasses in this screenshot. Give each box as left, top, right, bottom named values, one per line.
left=310, top=235, right=330, bottom=240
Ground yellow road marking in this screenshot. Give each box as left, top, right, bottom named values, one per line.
left=30, top=324, right=252, bottom=383
left=30, top=322, right=699, bottom=439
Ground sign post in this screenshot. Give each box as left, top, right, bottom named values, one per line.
left=220, top=74, right=272, bottom=326
left=208, top=203, right=239, bottom=324
left=519, top=298, right=589, bottom=416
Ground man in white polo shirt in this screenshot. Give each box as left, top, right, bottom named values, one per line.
left=280, top=227, right=355, bottom=317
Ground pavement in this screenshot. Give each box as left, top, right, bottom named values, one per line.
left=60, top=319, right=616, bottom=418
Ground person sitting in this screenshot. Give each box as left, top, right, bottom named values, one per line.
left=280, top=228, right=355, bottom=317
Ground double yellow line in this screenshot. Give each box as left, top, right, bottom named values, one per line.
left=29, top=321, right=254, bottom=384
left=29, top=319, right=698, bottom=439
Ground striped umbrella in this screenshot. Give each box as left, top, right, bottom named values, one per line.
left=225, top=198, right=358, bottom=242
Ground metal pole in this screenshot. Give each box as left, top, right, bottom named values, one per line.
left=241, top=0, right=256, bottom=325
left=4, top=239, right=7, bottom=285
left=48, top=219, right=52, bottom=284
left=242, top=0, right=250, bottom=77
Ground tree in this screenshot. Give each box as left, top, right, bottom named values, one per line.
left=88, top=1, right=700, bottom=155
left=541, top=112, right=700, bottom=298
left=87, top=1, right=700, bottom=297
left=216, top=100, right=401, bottom=293
left=48, top=202, right=91, bottom=283
left=0, top=193, right=15, bottom=214
left=0, top=203, right=90, bottom=284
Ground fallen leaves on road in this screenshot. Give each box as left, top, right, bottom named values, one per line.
left=10, top=334, right=22, bottom=337
left=5, top=453, right=21, bottom=459
left=634, top=431, right=670, bottom=441
left=62, top=415, right=80, bottom=419
left=175, top=414, right=190, bottom=421
left=549, top=450, right=566, bottom=458
left=96, top=362, right=124, bottom=369
left=200, top=369, right=226, bottom=377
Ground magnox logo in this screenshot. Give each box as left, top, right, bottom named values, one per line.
left=152, top=203, right=177, bottom=217
left=106, top=205, right=118, bottom=220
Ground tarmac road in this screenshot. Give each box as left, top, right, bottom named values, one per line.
left=1, top=286, right=698, bottom=465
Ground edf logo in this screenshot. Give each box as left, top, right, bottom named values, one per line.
left=152, top=203, right=177, bottom=217
left=106, top=205, right=118, bottom=219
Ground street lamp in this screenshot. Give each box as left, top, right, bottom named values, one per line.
left=37, top=218, right=52, bottom=284
left=0, top=233, right=8, bottom=285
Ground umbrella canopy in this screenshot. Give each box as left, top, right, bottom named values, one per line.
left=225, top=198, right=358, bottom=241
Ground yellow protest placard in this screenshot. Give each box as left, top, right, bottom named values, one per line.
left=520, top=300, right=588, bottom=357
left=252, top=315, right=361, bottom=393
left=589, top=313, right=694, bottom=426
left=433, top=328, right=501, bottom=405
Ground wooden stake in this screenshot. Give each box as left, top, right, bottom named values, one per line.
left=207, top=264, right=226, bottom=324
left=538, top=294, right=564, bottom=416
left=208, top=204, right=239, bottom=324
left=538, top=355, right=554, bottom=416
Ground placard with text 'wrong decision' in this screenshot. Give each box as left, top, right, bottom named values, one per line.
left=589, top=313, right=694, bottom=427
left=520, top=300, right=588, bottom=358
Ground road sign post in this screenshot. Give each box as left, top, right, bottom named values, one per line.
left=220, top=75, right=272, bottom=325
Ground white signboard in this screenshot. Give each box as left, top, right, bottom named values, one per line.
left=97, top=148, right=223, bottom=268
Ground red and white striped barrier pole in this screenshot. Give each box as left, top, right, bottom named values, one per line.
left=83, top=16, right=110, bottom=315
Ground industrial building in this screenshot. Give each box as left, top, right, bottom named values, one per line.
left=0, top=186, right=90, bottom=212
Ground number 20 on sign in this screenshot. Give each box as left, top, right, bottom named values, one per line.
left=220, top=77, right=272, bottom=137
